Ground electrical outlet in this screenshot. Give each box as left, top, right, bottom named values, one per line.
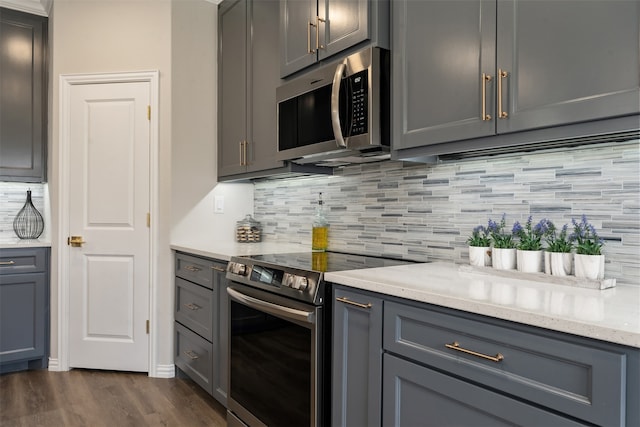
left=214, top=195, right=224, bottom=214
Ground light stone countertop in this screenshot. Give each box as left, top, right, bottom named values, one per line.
left=0, top=238, right=51, bottom=249
left=325, top=261, right=640, bottom=348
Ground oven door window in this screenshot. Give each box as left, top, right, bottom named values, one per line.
left=230, top=299, right=313, bottom=427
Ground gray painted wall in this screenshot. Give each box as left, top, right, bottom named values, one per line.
left=254, top=140, right=640, bottom=285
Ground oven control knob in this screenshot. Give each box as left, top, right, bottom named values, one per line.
left=230, top=262, right=247, bottom=276
left=298, top=277, right=309, bottom=291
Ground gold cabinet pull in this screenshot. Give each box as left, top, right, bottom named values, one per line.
left=184, top=265, right=201, bottom=272
left=211, top=266, right=226, bottom=273
left=184, top=303, right=201, bottom=311
left=316, top=16, right=325, bottom=50
left=0, top=261, right=16, bottom=266
left=308, top=21, right=315, bottom=54
left=445, top=341, right=504, bottom=363
left=481, top=73, right=493, bottom=121
left=336, top=296, right=372, bottom=309
left=498, top=69, right=509, bottom=119
left=183, top=350, right=199, bottom=360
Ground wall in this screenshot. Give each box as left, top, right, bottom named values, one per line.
left=254, top=140, right=640, bottom=285
left=170, top=1, right=254, bottom=246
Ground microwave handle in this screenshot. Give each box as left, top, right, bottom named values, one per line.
left=330, top=63, right=347, bottom=148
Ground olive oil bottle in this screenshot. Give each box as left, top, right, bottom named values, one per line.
left=312, top=192, right=328, bottom=251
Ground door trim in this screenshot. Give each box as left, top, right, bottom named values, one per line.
left=57, top=71, right=160, bottom=376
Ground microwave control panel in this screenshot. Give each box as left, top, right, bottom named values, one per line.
left=348, top=70, right=368, bottom=136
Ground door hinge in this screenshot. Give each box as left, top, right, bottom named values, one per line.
left=147, top=212, right=150, bottom=228
left=147, top=105, right=151, bottom=121
left=146, top=320, right=150, bottom=334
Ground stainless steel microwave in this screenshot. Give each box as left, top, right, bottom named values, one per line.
left=276, top=47, right=390, bottom=166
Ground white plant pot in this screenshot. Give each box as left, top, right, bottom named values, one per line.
left=469, top=246, right=491, bottom=267
left=550, top=252, right=573, bottom=276
left=574, top=254, right=605, bottom=280
left=517, top=250, right=543, bottom=273
left=544, top=251, right=552, bottom=274
left=492, top=248, right=516, bottom=270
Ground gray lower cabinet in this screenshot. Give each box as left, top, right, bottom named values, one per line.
left=174, top=252, right=228, bottom=407
left=0, top=8, right=48, bottom=182
left=332, top=286, right=383, bottom=427
left=218, top=0, right=284, bottom=180
left=392, top=0, right=640, bottom=157
left=279, top=0, right=389, bottom=78
left=0, top=247, right=50, bottom=373
left=332, top=285, right=640, bottom=426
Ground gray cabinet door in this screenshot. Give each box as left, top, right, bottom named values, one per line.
left=0, top=9, right=47, bottom=182
left=218, top=0, right=248, bottom=177
left=247, top=0, right=283, bottom=173
left=318, top=0, right=369, bottom=61
left=382, top=353, right=586, bottom=427
left=332, top=286, right=382, bottom=427
left=392, top=0, right=496, bottom=150
left=280, top=0, right=317, bottom=77
left=219, top=0, right=283, bottom=179
left=496, top=0, right=640, bottom=134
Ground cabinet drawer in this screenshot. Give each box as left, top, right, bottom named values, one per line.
left=382, top=353, right=585, bottom=427
left=175, top=277, right=213, bottom=341
left=384, top=301, right=626, bottom=427
left=0, top=248, right=48, bottom=275
left=175, top=322, right=213, bottom=395
left=175, top=253, right=219, bottom=289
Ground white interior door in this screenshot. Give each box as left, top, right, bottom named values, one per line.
left=67, top=80, right=151, bottom=372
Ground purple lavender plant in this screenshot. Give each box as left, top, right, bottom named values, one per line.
left=545, top=221, right=573, bottom=253
left=513, top=216, right=548, bottom=251
left=467, top=225, right=491, bottom=247
left=487, top=214, right=516, bottom=249
left=571, top=215, right=604, bottom=255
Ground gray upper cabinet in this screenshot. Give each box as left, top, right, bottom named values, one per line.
left=0, top=8, right=48, bottom=182
left=280, top=0, right=389, bottom=78
left=218, top=0, right=284, bottom=179
left=392, top=0, right=640, bottom=155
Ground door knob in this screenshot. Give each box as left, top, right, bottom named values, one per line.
left=67, top=235, right=86, bottom=247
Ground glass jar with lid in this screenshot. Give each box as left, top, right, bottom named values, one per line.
left=236, top=214, right=262, bottom=243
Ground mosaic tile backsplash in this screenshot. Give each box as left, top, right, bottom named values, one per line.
left=254, top=141, right=640, bottom=285
left=0, top=183, right=47, bottom=240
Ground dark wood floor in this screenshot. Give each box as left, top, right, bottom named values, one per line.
left=0, top=369, right=227, bottom=427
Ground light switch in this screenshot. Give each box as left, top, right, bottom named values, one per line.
left=214, top=195, right=224, bottom=214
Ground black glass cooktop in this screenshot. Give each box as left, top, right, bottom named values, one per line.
left=242, top=251, right=414, bottom=273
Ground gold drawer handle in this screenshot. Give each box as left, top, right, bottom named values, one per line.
left=445, top=341, right=504, bottom=363
left=211, top=266, right=226, bottom=273
left=0, top=261, right=16, bottom=266
left=184, top=265, right=201, bottom=272
left=336, top=297, right=372, bottom=309
left=498, top=69, right=509, bottom=119
left=184, top=303, right=201, bottom=311
left=183, top=350, right=199, bottom=360
left=481, top=73, right=492, bottom=121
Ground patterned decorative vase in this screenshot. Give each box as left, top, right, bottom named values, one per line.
left=550, top=252, right=573, bottom=276
left=13, top=190, right=44, bottom=239
left=492, top=248, right=516, bottom=270
left=469, top=246, right=491, bottom=267
left=517, top=250, right=543, bottom=273
left=574, top=254, right=605, bottom=280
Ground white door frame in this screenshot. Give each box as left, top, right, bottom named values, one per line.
left=57, top=71, right=160, bottom=376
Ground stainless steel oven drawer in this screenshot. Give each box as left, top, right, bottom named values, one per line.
left=175, top=322, right=213, bottom=394
left=384, top=301, right=626, bottom=427
left=175, top=252, right=215, bottom=289
left=175, top=277, right=213, bottom=341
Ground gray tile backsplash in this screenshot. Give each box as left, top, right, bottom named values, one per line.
left=254, top=140, right=640, bottom=285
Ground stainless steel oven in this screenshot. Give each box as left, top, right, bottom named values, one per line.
left=225, top=252, right=413, bottom=427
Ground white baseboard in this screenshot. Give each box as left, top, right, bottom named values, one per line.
left=152, top=364, right=175, bottom=378
left=47, top=358, right=66, bottom=371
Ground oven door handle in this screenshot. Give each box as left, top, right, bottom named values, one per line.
left=227, top=287, right=316, bottom=325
